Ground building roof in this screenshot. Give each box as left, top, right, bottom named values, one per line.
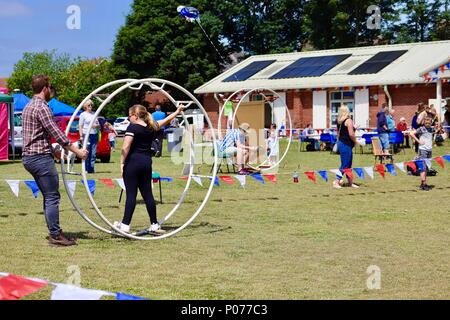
left=195, top=40, right=450, bottom=94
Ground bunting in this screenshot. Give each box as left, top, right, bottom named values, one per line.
left=219, top=176, right=235, bottom=185
left=304, top=171, right=316, bottom=183
left=81, top=180, right=96, bottom=196
left=5, top=180, right=20, bottom=198
left=24, top=180, right=40, bottom=198
left=250, top=174, right=265, bottom=185
left=364, top=167, right=374, bottom=179
left=115, top=179, right=126, bottom=191
left=375, top=164, right=385, bottom=178
left=51, top=283, right=109, bottom=300
left=66, top=181, right=77, bottom=198
left=395, top=162, right=406, bottom=173
left=0, top=274, right=47, bottom=300
left=263, top=174, right=277, bottom=183
left=192, top=176, right=203, bottom=187
left=385, top=164, right=397, bottom=176
left=235, top=175, right=246, bottom=187
left=99, top=179, right=115, bottom=189
left=434, top=157, right=445, bottom=169
left=317, top=170, right=328, bottom=182
left=353, top=168, right=365, bottom=180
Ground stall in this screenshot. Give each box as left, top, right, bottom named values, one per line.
left=0, top=91, right=15, bottom=161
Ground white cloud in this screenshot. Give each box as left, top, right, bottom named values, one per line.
left=0, top=1, right=32, bottom=17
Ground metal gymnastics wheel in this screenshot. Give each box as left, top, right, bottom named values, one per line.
left=217, top=88, right=293, bottom=172
left=61, top=78, right=218, bottom=240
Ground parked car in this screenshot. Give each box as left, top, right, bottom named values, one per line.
left=113, top=117, right=130, bottom=135
left=8, top=112, right=23, bottom=155
left=52, top=116, right=112, bottom=163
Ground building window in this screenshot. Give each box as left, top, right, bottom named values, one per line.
left=330, top=91, right=355, bottom=127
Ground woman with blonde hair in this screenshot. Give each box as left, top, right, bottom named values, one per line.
left=333, top=105, right=358, bottom=189
left=114, top=104, right=184, bottom=234
left=79, top=99, right=100, bottom=173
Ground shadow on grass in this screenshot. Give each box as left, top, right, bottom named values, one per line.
left=63, top=231, right=95, bottom=240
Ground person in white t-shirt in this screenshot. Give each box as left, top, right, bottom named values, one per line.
left=79, top=99, right=100, bottom=173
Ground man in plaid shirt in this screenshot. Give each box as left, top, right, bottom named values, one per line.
left=22, top=75, right=88, bottom=247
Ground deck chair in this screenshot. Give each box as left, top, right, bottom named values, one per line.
left=371, top=137, right=394, bottom=165
left=210, top=142, right=237, bottom=174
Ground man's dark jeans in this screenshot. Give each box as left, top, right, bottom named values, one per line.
left=23, top=154, right=62, bottom=237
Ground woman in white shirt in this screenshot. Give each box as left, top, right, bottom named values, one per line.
left=79, top=100, right=100, bottom=173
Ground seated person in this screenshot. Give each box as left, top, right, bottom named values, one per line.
left=219, top=123, right=258, bottom=174
left=304, top=124, right=320, bottom=151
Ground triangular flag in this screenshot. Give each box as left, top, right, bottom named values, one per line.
left=5, top=180, right=20, bottom=197
left=81, top=180, right=96, bottom=196
left=375, top=164, right=385, bottom=178
left=263, top=174, right=277, bottom=183
left=50, top=283, right=108, bottom=300
left=385, top=164, right=397, bottom=176
left=329, top=169, right=343, bottom=179
left=304, top=171, right=316, bottom=183
left=317, top=170, right=328, bottom=182
left=235, top=175, right=246, bottom=188
left=66, top=181, right=77, bottom=198
left=343, top=168, right=353, bottom=181
left=115, top=179, right=126, bottom=191
left=364, top=167, right=374, bottom=179
left=116, top=292, right=147, bottom=300
left=160, top=177, right=173, bottom=182
left=0, top=274, right=47, bottom=300
left=179, top=176, right=189, bottom=181
left=442, top=155, right=450, bottom=163
left=406, top=161, right=417, bottom=173
left=395, top=162, right=406, bottom=173
left=354, top=168, right=365, bottom=180
left=192, top=176, right=203, bottom=187
left=415, top=160, right=424, bottom=172
left=250, top=173, right=265, bottom=185
left=434, top=157, right=445, bottom=169
left=99, top=179, right=115, bottom=189
left=209, top=176, right=220, bottom=186
left=219, top=176, right=235, bottom=185
left=24, top=180, right=40, bottom=198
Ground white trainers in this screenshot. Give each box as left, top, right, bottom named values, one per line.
left=148, top=223, right=166, bottom=234
left=113, top=221, right=130, bottom=233
left=351, top=183, right=360, bottom=189
left=333, top=180, right=343, bottom=189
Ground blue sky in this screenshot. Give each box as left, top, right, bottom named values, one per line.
left=0, top=0, right=134, bottom=77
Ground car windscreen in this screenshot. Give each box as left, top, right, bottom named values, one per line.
left=14, top=114, right=22, bottom=127
left=69, top=120, right=79, bottom=133
left=115, top=118, right=126, bottom=124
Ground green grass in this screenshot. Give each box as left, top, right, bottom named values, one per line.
left=1, top=139, right=450, bottom=300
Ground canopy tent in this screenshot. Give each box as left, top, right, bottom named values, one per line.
left=13, top=93, right=30, bottom=112
left=0, top=92, right=15, bottom=161
left=48, top=98, right=80, bottom=116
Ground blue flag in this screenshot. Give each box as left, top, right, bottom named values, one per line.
left=385, top=164, right=397, bottom=176
left=81, top=180, right=96, bottom=196
left=251, top=173, right=265, bottom=185
left=24, top=180, right=40, bottom=198
left=116, top=292, right=147, bottom=300
left=415, top=160, right=424, bottom=172
left=160, top=177, right=173, bottom=182
left=354, top=168, right=365, bottom=180
left=317, top=170, right=328, bottom=182
left=443, top=155, right=450, bottom=163
left=209, top=176, right=220, bottom=186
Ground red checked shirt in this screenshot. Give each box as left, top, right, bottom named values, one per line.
left=22, top=96, right=70, bottom=156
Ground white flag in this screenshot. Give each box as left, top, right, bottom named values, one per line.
left=235, top=175, right=246, bottom=187
left=329, top=169, right=343, bottom=178
left=395, top=162, right=406, bottom=173
left=192, top=176, right=203, bottom=187
left=115, top=179, right=126, bottom=191
left=51, top=283, right=109, bottom=300
left=6, top=180, right=20, bottom=197
left=364, top=167, right=374, bottom=179
left=66, top=181, right=77, bottom=198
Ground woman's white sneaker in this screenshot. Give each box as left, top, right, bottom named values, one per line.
left=333, top=180, right=343, bottom=189
left=149, top=223, right=166, bottom=234
left=113, top=221, right=130, bottom=233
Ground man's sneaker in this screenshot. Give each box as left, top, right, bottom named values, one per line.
left=112, top=221, right=130, bottom=233
left=148, top=223, right=166, bottom=234
left=48, top=232, right=77, bottom=247
left=333, top=180, right=343, bottom=189
left=419, top=184, right=431, bottom=191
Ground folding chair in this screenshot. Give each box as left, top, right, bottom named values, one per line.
left=371, top=137, right=394, bottom=165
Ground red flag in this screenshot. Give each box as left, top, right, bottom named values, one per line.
left=304, top=171, right=316, bottom=183
left=0, top=274, right=47, bottom=300
left=99, top=179, right=115, bottom=189
left=434, top=157, right=445, bottom=169
left=219, top=176, right=235, bottom=185
left=179, top=176, right=189, bottom=181
left=406, top=161, right=417, bottom=173
left=263, top=174, right=277, bottom=183
left=343, top=168, right=353, bottom=181
left=376, top=164, right=385, bottom=178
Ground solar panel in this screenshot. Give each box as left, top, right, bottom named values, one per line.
left=270, top=54, right=352, bottom=79
left=348, top=50, right=407, bottom=75
left=223, top=60, right=277, bottom=82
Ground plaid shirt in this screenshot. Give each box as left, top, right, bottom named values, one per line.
left=22, top=96, right=70, bottom=156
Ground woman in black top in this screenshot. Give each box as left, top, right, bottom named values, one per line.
left=114, top=104, right=184, bottom=234
left=334, top=105, right=358, bottom=189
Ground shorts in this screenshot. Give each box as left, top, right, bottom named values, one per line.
left=418, top=149, right=432, bottom=172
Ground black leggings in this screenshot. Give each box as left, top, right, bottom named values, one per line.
left=122, top=153, right=157, bottom=225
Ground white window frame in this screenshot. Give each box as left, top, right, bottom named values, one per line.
left=329, top=91, right=355, bottom=127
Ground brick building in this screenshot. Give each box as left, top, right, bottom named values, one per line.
left=195, top=41, right=450, bottom=130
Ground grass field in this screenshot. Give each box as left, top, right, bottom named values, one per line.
left=1, top=138, right=449, bottom=300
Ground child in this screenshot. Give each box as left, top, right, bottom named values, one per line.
left=267, top=123, right=279, bottom=165
left=409, top=115, right=433, bottom=191
left=107, top=123, right=118, bottom=152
